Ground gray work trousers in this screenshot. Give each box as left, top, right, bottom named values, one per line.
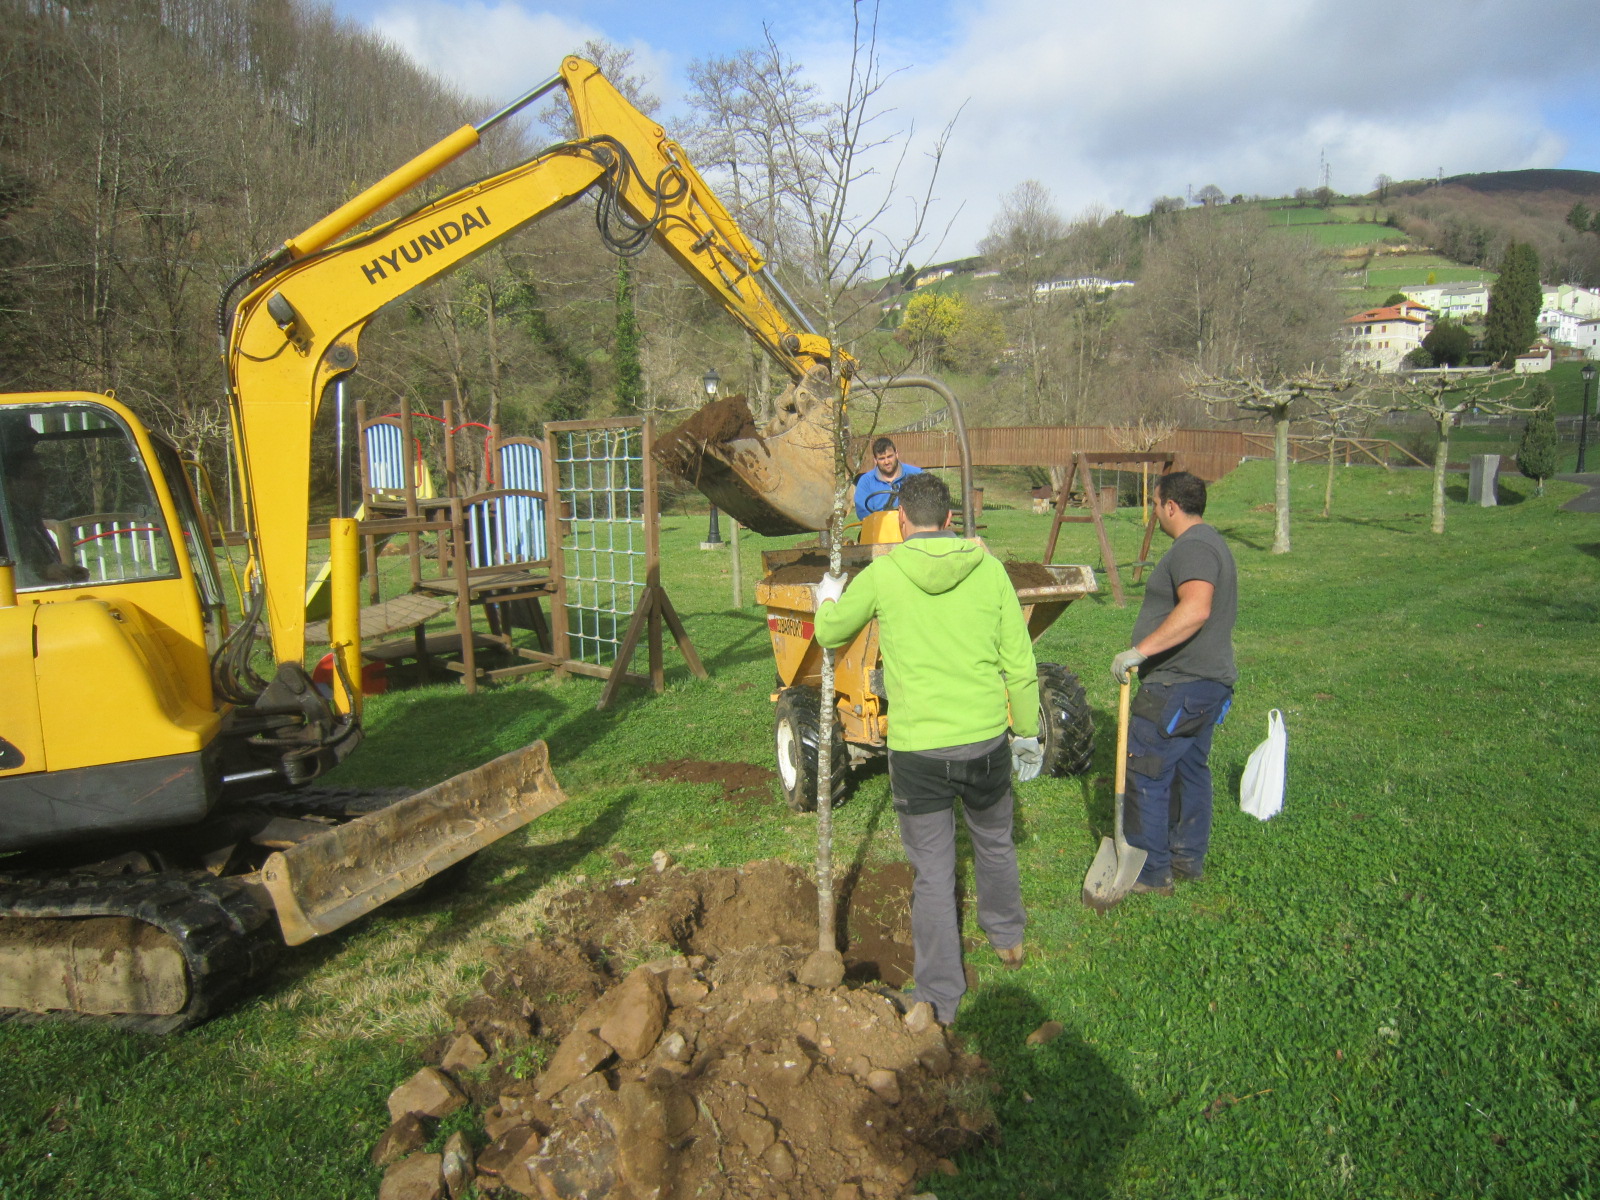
left=896, top=792, right=1025, bottom=1025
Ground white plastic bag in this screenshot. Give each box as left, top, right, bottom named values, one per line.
left=1239, top=709, right=1286, bottom=820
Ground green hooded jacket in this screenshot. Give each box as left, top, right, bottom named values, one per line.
left=814, top=535, right=1039, bottom=752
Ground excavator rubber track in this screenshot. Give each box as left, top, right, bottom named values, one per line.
left=0, top=871, right=279, bottom=1034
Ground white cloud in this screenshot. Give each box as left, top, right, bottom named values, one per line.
left=864, top=0, right=1600, bottom=252
left=367, top=1, right=671, bottom=110
left=350, top=0, right=1600, bottom=259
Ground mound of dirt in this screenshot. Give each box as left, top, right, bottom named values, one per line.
left=379, top=861, right=993, bottom=1199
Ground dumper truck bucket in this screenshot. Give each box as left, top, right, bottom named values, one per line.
left=655, top=372, right=840, bottom=536
left=260, top=741, right=567, bottom=946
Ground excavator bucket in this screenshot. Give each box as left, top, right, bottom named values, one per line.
left=260, top=741, right=567, bottom=946
left=655, top=370, right=840, bottom=536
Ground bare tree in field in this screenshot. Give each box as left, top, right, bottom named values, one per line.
left=1187, top=368, right=1364, bottom=553
left=1133, top=209, right=1342, bottom=384
left=979, top=181, right=1067, bottom=421
left=1367, top=370, right=1536, bottom=534
left=683, top=43, right=825, bottom=418
left=693, top=6, right=958, bottom=985
left=1301, top=390, right=1376, bottom=518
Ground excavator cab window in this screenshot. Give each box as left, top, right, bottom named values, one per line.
left=149, top=436, right=227, bottom=653
left=0, top=405, right=178, bottom=592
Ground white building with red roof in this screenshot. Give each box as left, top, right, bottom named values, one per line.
left=1343, top=301, right=1431, bottom=372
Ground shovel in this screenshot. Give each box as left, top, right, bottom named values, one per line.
left=1081, top=679, right=1148, bottom=912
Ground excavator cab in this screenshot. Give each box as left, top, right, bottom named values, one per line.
left=0, top=395, right=229, bottom=850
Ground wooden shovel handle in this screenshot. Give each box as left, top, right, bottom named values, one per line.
left=1114, top=679, right=1131, bottom=797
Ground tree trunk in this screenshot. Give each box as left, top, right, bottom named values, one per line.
left=1323, top=433, right=1336, bottom=518
left=812, top=359, right=850, bottom=967
left=1272, top=404, right=1291, bottom=553
left=1431, top=414, right=1450, bottom=534
left=486, top=290, right=502, bottom=435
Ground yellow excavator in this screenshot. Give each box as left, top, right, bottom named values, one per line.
left=0, top=57, right=849, bottom=1030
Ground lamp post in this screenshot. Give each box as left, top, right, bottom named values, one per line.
left=700, top=368, right=725, bottom=548
left=1579, top=363, right=1596, bottom=474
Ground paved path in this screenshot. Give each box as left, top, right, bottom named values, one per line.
left=1556, top=473, right=1600, bottom=512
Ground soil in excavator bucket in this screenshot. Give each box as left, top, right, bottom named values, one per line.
left=655, top=372, right=839, bottom=536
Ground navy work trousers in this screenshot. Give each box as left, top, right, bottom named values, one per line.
left=1124, top=678, right=1232, bottom=887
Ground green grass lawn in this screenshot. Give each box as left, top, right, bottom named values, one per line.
left=2, top=461, right=1598, bottom=1199
left=1363, top=264, right=1495, bottom=288
left=1271, top=223, right=1407, bottom=248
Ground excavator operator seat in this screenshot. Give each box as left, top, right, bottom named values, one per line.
left=0, top=406, right=177, bottom=592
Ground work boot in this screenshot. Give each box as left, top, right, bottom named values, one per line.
left=1130, top=880, right=1174, bottom=897
left=1172, top=860, right=1205, bottom=882
left=995, top=943, right=1026, bottom=969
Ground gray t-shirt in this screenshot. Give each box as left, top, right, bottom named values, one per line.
left=1132, top=522, right=1237, bottom=686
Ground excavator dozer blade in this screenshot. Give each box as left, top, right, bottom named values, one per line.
left=655, top=373, right=840, bottom=536
left=260, top=741, right=567, bottom=946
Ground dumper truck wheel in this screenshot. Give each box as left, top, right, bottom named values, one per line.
left=774, top=687, right=848, bottom=813
left=1038, top=663, right=1094, bottom=776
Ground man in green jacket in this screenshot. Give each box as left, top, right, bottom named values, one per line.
left=814, top=472, right=1039, bottom=1025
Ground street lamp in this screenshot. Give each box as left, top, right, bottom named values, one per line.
left=700, top=368, right=725, bottom=548
left=1579, top=363, right=1596, bottom=474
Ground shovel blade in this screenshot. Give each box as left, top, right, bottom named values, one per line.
left=1081, top=836, right=1149, bottom=913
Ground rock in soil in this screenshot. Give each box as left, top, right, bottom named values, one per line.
left=1026, top=1020, right=1064, bottom=1047
left=379, top=1152, right=443, bottom=1200
left=440, top=1132, right=473, bottom=1200
left=440, top=1032, right=488, bottom=1073
left=387, top=859, right=996, bottom=1199
left=387, top=1067, right=466, bottom=1122
left=371, top=1112, right=430, bottom=1167
left=597, top=966, right=668, bottom=1060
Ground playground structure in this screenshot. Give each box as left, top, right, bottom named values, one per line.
left=1040, top=452, right=1174, bottom=608
left=302, top=396, right=701, bottom=706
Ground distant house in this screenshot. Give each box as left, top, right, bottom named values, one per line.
left=1539, top=306, right=1589, bottom=347
left=1033, top=276, right=1134, bottom=299
left=1514, top=343, right=1554, bottom=374
left=1343, top=302, right=1431, bottom=372
left=1577, top=318, right=1600, bottom=360
left=1540, top=284, right=1600, bottom=319
left=1401, top=282, right=1489, bottom=320
left=909, top=256, right=983, bottom=290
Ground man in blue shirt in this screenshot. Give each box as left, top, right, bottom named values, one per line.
left=853, top=436, right=923, bottom=520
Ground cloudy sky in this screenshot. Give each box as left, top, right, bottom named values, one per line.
left=329, top=0, right=1600, bottom=258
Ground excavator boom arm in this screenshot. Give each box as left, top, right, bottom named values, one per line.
left=226, top=56, right=838, bottom=673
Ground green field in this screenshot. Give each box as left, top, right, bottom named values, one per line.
left=1363, top=265, right=1493, bottom=287
left=1270, top=222, right=1407, bottom=248
left=1255, top=204, right=1348, bottom=226
left=2, top=461, right=1598, bottom=1199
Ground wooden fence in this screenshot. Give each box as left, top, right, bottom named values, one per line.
left=863, top=427, right=1419, bottom=481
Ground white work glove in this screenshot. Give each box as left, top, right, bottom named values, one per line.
left=1011, top=735, right=1043, bottom=782
left=1111, top=648, right=1147, bottom=685
left=813, top=571, right=847, bottom=607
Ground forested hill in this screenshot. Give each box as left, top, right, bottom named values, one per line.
left=1385, top=170, right=1600, bottom=284
left=0, top=0, right=755, bottom=491
left=0, top=0, right=487, bottom=457
left=1437, top=169, right=1600, bottom=196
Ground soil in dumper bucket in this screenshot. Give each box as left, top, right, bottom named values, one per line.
left=765, top=556, right=868, bottom=586
left=386, top=861, right=995, bottom=1199
left=1003, top=560, right=1058, bottom=590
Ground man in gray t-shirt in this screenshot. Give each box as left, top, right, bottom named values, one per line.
left=1110, top=471, right=1237, bottom=894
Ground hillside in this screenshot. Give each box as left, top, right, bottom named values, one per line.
left=1384, top=171, right=1600, bottom=285
left=1436, top=168, right=1600, bottom=196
